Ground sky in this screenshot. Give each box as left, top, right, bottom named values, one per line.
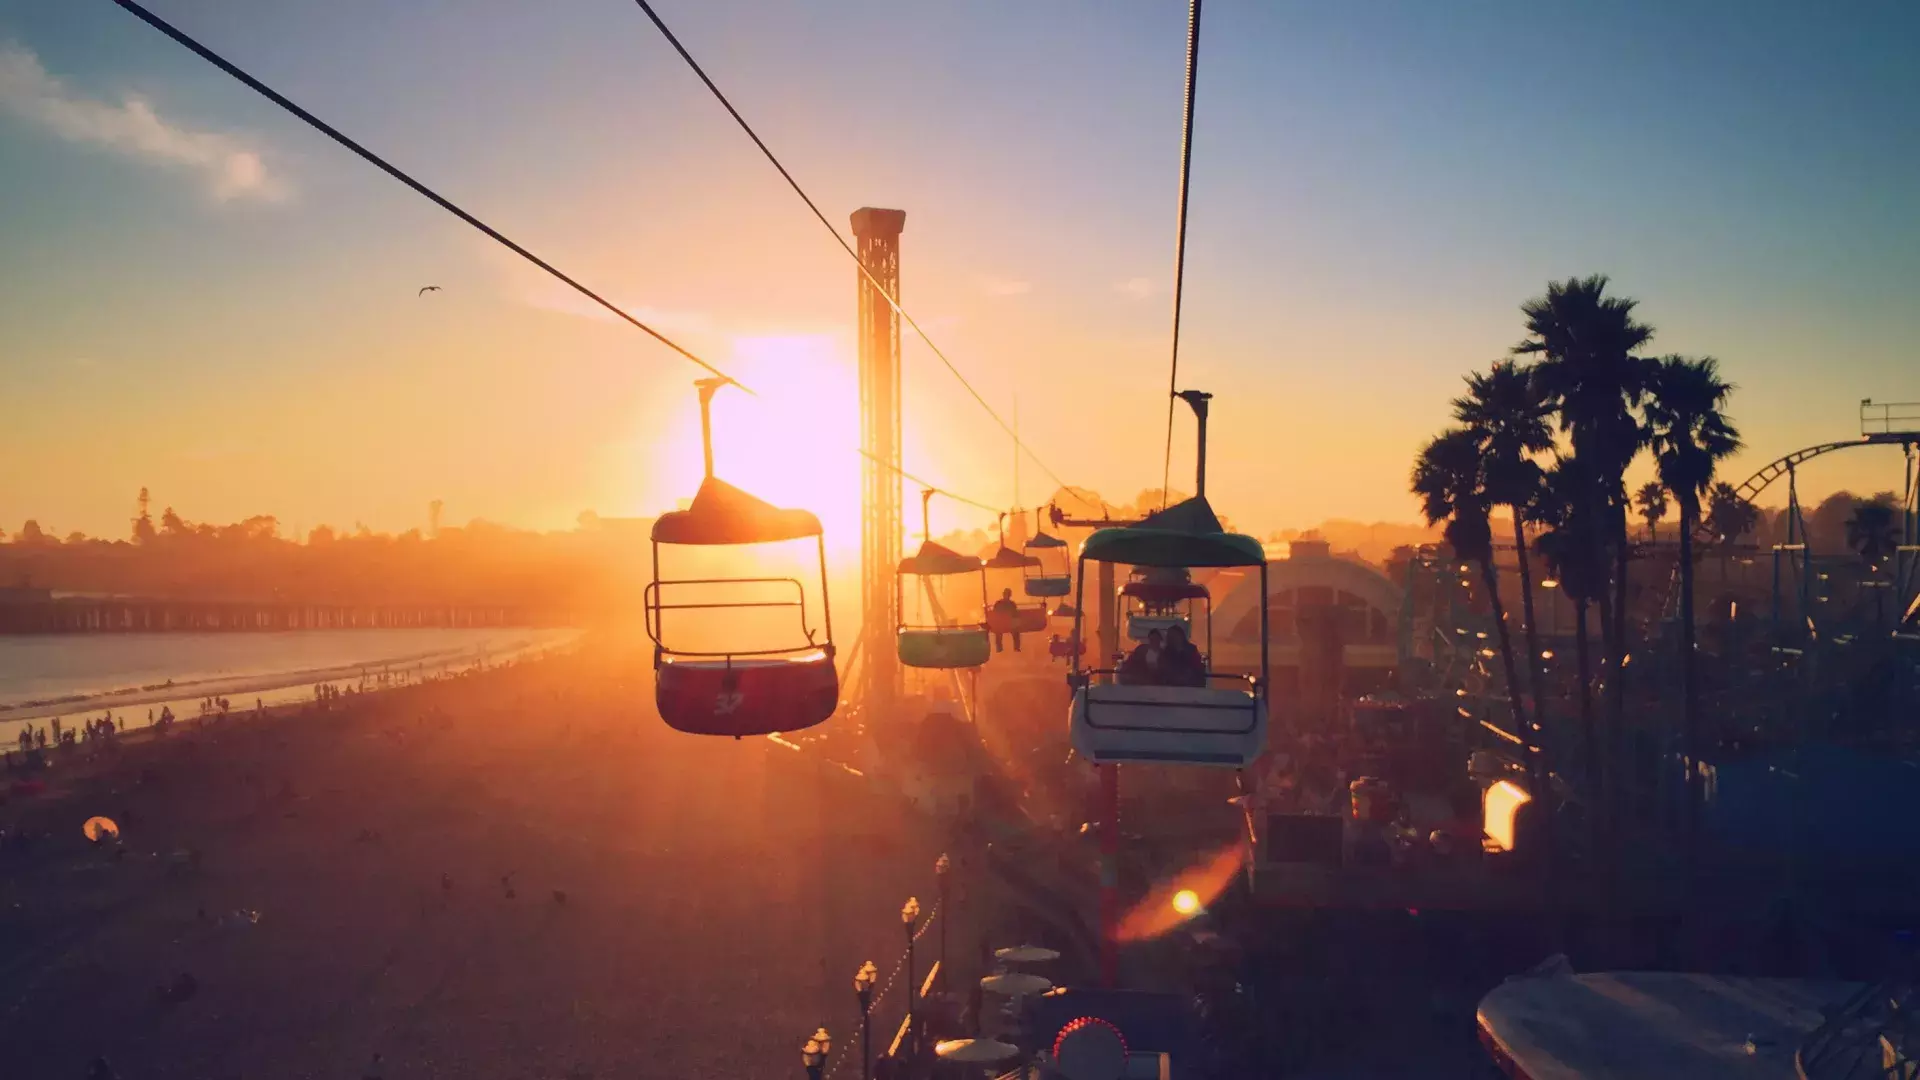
left=2, top=0, right=1916, bottom=548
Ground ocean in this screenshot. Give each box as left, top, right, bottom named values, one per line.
left=0, top=627, right=583, bottom=736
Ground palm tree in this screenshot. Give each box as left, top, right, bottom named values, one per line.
left=1533, top=456, right=1608, bottom=807
left=1705, top=481, right=1760, bottom=585
left=1846, top=497, right=1901, bottom=626
left=1644, top=355, right=1741, bottom=841
left=1845, top=497, right=1900, bottom=570
left=1635, top=481, right=1667, bottom=543
left=1412, top=429, right=1531, bottom=751
left=1516, top=275, right=1655, bottom=827
left=1705, top=481, right=1759, bottom=543
left=1452, top=361, right=1554, bottom=778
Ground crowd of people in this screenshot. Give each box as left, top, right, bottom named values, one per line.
left=1116, top=625, right=1208, bottom=687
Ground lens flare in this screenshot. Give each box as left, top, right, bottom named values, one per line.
left=1114, top=842, right=1244, bottom=943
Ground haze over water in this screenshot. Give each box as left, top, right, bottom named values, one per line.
left=0, top=627, right=582, bottom=726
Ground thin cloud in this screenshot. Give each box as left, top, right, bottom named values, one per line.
left=474, top=238, right=714, bottom=337
left=980, top=277, right=1032, bottom=297
left=0, top=42, right=290, bottom=203
left=1115, top=277, right=1157, bottom=300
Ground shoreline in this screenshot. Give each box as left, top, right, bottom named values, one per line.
left=0, top=628, right=584, bottom=733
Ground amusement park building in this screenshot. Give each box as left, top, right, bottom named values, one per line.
left=1211, top=538, right=1402, bottom=697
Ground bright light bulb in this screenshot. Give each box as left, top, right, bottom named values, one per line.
left=1171, top=889, right=1202, bottom=916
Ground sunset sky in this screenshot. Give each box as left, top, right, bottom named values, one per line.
left=3, top=0, right=1916, bottom=547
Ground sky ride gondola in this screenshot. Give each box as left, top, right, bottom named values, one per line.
left=1122, top=568, right=1210, bottom=646
left=984, top=513, right=1051, bottom=636
left=1022, top=509, right=1074, bottom=603
left=646, top=379, right=837, bottom=738
left=898, top=489, right=993, bottom=670
left=1067, top=494, right=1269, bottom=768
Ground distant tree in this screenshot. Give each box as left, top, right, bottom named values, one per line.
left=64, top=531, right=89, bottom=545
left=161, top=507, right=188, bottom=536
left=429, top=499, right=445, bottom=538
left=1705, top=481, right=1759, bottom=542
left=1412, top=428, right=1530, bottom=749
left=133, top=487, right=157, bottom=544
left=576, top=510, right=600, bottom=532
left=18, top=520, right=49, bottom=546
left=237, top=515, right=278, bottom=541
left=1634, top=480, right=1667, bottom=542
left=308, top=525, right=337, bottom=546
left=1845, top=496, right=1900, bottom=570
left=1644, top=354, right=1741, bottom=839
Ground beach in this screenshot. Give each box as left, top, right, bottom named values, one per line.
left=0, top=628, right=583, bottom=733
left=0, top=636, right=1011, bottom=1079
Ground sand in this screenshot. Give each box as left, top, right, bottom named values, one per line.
left=0, top=642, right=991, bottom=1080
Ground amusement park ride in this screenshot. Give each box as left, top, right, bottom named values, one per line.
left=645, top=379, right=839, bottom=738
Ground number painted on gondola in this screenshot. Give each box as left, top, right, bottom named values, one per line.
left=714, top=690, right=744, bottom=715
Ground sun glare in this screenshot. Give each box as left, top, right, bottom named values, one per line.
left=656, top=335, right=862, bottom=555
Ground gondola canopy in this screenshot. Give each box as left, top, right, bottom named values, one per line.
left=1079, top=496, right=1264, bottom=569
left=651, top=476, right=823, bottom=546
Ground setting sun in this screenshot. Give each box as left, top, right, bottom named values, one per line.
left=655, top=335, right=863, bottom=556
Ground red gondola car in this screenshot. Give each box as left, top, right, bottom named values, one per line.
left=645, top=380, right=838, bottom=738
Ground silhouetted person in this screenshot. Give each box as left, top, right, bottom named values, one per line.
left=1160, top=624, right=1207, bottom=687
left=1119, top=629, right=1165, bottom=685
left=990, top=589, right=1023, bottom=653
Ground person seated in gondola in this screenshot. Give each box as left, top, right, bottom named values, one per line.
left=990, top=588, right=1024, bottom=653
left=1118, top=629, right=1165, bottom=685
left=1159, top=624, right=1208, bottom=687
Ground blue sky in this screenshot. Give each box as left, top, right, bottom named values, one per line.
left=2, top=0, right=1916, bottom=541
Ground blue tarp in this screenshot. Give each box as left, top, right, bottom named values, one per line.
left=1706, top=744, right=1920, bottom=862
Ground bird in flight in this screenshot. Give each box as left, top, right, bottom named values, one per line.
left=417, top=285, right=441, bottom=296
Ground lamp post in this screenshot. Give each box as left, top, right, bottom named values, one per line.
left=802, top=1027, right=832, bottom=1080
left=934, top=854, right=951, bottom=991
left=854, top=961, right=878, bottom=1080
left=902, top=896, right=922, bottom=1043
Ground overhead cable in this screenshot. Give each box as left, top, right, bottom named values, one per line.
left=629, top=0, right=1091, bottom=505
left=112, top=0, right=747, bottom=391
left=1160, top=0, right=1204, bottom=509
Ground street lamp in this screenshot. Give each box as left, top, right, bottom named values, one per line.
left=934, top=854, right=951, bottom=991
left=854, top=960, right=878, bottom=1080
left=802, top=1027, right=832, bottom=1080
left=902, top=897, right=922, bottom=1042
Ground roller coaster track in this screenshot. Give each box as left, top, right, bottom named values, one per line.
left=1696, top=432, right=1919, bottom=543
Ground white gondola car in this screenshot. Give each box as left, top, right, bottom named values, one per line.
left=1121, top=569, right=1210, bottom=644
left=1066, top=497, right=1268, bottom=768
